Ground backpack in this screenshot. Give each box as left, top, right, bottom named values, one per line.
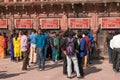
left=66, top=38, right=75, bottom=56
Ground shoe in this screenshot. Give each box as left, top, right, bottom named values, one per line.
left=67, top=76, right=72, bottom=79
left=27, top=65, right=30, bottom=68
left=22, top=68, right=27, bottom=71
left=38, top=68, right=44, bottom=71
left=20, top=57, right=22, bottom=60
left=89, top=62, right=92, bottom=64
left=77, top=76, right=84, bottom=79
left=51, top=61, right=56, bottom=64
left=63, top=72, right=67, bottom=75
left=31, top=62, right=34, bottom=64
left=39, top=69, right=42, bottom=71
left=113, top=69, right=119, bottom=72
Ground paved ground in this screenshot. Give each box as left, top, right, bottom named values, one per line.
left=0, top=58, right=120, bottom=80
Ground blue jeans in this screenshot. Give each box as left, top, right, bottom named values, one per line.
left=36, top=48, right=45, bottom=69
left=43, top=45, right=49, bottom=60
left=88, top=44, right=94, bottom=63
left=52, top=47, right=56, bottom=62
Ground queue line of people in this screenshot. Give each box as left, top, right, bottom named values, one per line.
left=0, top=29, right=95, bottom=79
left=60, top=30, right=94, bottom=79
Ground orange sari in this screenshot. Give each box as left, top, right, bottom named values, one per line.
left=0, top=36, right=5, bottom=59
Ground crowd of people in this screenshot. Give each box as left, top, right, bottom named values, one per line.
left=0, top=29, right=95, bottom=79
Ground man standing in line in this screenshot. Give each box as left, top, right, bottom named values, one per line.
left=65, top=31, right=81, bottom=79
left=36, top=29, right=46, bottom=70
left=87, top=30, right=94, bottom=64
left=110, top=31, right=120, bottom=72
left=106, top=31, right=113, bottom=63
left=50, top=32, right=57, bottom=63
left=82, top=31, right=90, bottom=69
left=43, top=30, right=50, bottom=61
left=29, top=29, right=37, bottom=64
left=21, top=30, right=28, bottom=70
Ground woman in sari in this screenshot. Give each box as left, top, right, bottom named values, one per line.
left=0, top=33, right=5, bottom=59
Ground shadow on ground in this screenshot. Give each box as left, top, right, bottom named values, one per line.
left=91, top=48, right=104, bottom=65
left=84, top=66, right=102, bottom=76
left=0, top=71, right=26, bottom=79
left=28, top=62, right=63, bottom=71
left=0, top=71, right=7, bottom=73
left=45, top=62, right=63, bottom=71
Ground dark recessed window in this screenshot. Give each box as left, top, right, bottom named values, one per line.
left=25, top=0, right=30, bottom=1
left=16, top=0, right=22, bottom=2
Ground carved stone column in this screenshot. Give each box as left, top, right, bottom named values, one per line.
left=33, top=15, right=39, bottom=30
left=8, top=14, right=14, bottom=35
left=88, top=13, right=99, bottom=49
left=60, top=12, right=68, bottom=31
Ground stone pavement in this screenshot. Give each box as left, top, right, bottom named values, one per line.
left=0, top=58, right=120, bottom=80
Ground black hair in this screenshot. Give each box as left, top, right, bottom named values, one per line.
left=15, top=33, right=18, bottom=40
left=3, top=32, right=6, bottom=35
left=23, top=30, right=28, bottom=35
left=115, top=30, right=120, bottom=35
left=83, top=30, right=88, bottom=35
left=78, top=33, right=82, bottom=38
left=32, top=29, right=36, bottom=33
left=63, top=30, right=69, bottom=37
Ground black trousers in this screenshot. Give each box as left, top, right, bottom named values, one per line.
left=77, top=54, right=84, bottom=77
left=112, top=49, right=116, bottom=69
left=22, top=51, right=29, bottom=70
left=63, top=54, right=67, bottom=74
left=113, top=48, right=120, bottom=71
left=4, top=48, right=8, bottom=56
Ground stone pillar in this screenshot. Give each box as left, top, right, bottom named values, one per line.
left=8, top=14, right=14, bottom=35
left=60, top=12, right=68, bottom=31
left=88, top=13, right=99, bottom=49
left=33, top=15, right=39, bottom=31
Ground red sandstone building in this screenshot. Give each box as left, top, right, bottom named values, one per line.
left=1, top=0, right=120, bottom=55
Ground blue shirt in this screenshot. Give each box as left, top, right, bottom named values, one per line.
left=29, top=33, right=37, bottom=44
left=44, top=33, right=50, bottom=45
left=87, top=33, right=94, bottom=45
left=36, top=34, right=45, bottom=48
left=79, top=38, right=87, bottom=57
